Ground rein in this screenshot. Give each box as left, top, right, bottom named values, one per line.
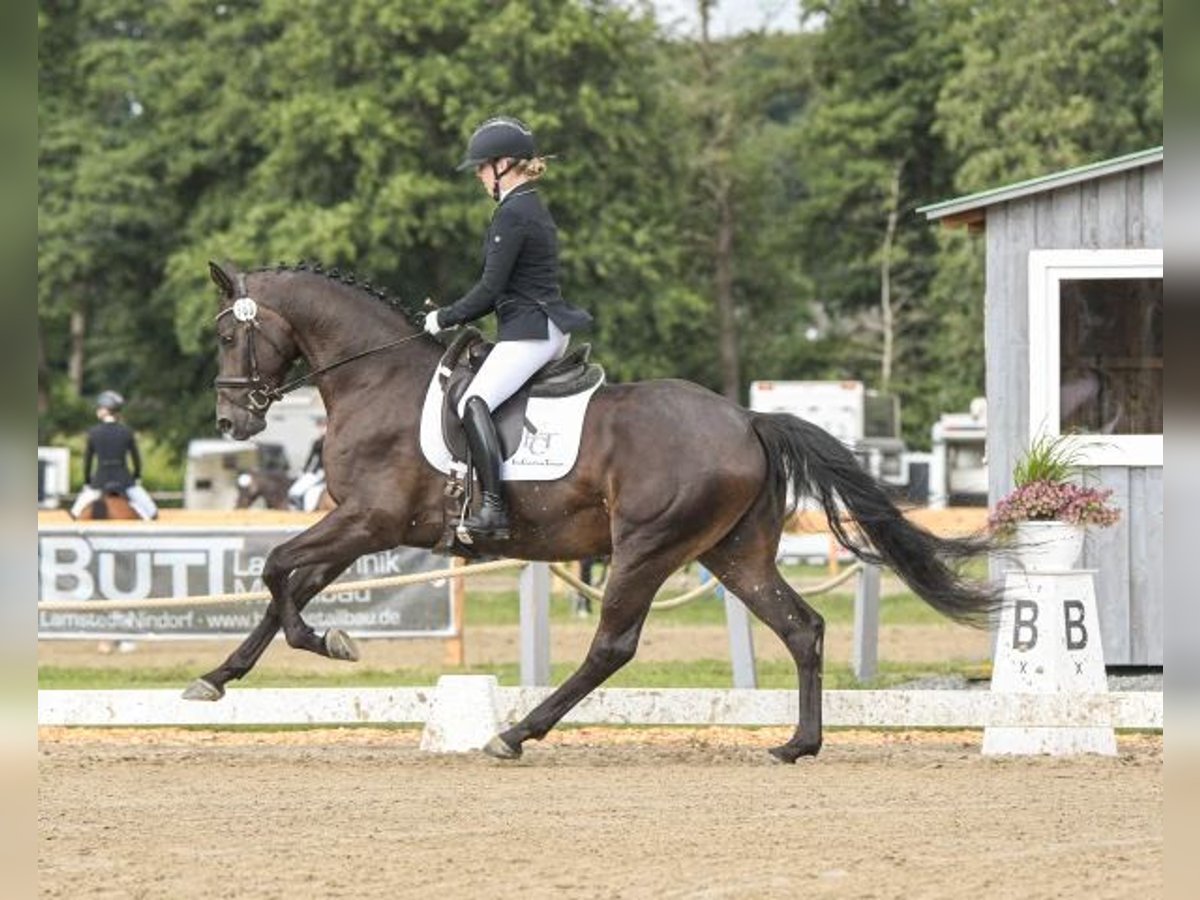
left=214, top=279, right=427, bottom=413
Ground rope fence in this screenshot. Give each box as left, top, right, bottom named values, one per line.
left=38, top=556, right=870, bottom=614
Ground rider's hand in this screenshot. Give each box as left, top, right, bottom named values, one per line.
left=423, top=310, right=443, bottom=336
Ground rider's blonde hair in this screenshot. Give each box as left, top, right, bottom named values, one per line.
left=517, top=157, right=547, bottom=179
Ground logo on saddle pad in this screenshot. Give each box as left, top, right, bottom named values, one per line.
left=419, top=333, right=604, bottom=482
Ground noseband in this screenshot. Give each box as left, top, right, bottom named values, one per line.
left=214, top=275, right=429, bottom=415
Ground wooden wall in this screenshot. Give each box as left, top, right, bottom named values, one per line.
left=984, top=161, right=1163, bottom=665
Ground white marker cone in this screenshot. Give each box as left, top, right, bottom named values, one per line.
left=984, top=570, right=1116, bottom=756
left=419, top=675, right=503, bottom=753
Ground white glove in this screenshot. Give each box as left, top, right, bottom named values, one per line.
left=423, top=310, right=443, bottom=335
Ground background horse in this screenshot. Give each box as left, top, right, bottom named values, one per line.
left=235, top=468, right=338, bottom=511
left=189, top=261, right=999, bottom=763
left=234, top=469, right=292, bottom=510
left=74, top=488, right=140, bottom=521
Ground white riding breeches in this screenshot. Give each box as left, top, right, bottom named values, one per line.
left=288, top=471, right=326, bottom=512
left=458, top=319, right=569, bottom=416
left=70, top=484, right=159, bottom=520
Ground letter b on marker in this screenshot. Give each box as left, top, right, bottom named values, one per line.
left=1063, top=599, right=1088, bottom=650
left=1012, top=599, right=1039, bottom=650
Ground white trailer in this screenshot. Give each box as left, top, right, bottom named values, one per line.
left=749, top=380, right=866, bottom=445
left=748, top=380, right=908, bottom=488
left=928, top=397, right=988, bottom=509
left=183, top=388, right=326, bottom=509
left=257, top=386, right=327, bottom=474
left=184, top=439, right=264, bottom=510
left=38, top=446, right=71, bottom=508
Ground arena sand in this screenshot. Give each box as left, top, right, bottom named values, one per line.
left=40, top=727, right=1160, bottom=899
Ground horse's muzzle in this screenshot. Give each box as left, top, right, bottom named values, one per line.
left=215, top=401, right=267, bottom=441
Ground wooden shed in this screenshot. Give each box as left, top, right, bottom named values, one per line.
left=919, top=147, right=1163, bottom=667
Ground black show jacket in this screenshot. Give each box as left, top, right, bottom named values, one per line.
left=437, top=186, right=592, bottom=340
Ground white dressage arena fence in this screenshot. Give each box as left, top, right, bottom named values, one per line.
left=39, top=678, right=1162, bottom=734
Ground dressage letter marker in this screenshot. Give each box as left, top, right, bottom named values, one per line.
left=419, top=675, right=503, bottom=753
left=983, top=570, right=1116, bottom=756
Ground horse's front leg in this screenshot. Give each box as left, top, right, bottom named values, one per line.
left=183, top=559, right=352, bottom=700
left=261, top=507, right=403, bottom=658
left=183, top=505, right=400, bottom=700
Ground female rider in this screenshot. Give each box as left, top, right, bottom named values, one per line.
left=424, top=116, right=592, bottom=541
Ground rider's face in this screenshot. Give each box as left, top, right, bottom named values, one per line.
left=475, top=158, right=513, bottom=194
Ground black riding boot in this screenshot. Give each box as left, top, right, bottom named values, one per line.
left=460, top=397, right=511, bottom=540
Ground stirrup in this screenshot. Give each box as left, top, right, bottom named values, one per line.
left=456, top=493, right=510, bottom=542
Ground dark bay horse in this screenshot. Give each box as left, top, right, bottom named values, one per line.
left=189, top=261, right=998, bottom=762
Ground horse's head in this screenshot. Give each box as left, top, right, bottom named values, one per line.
left=210, top=261, right=300, bottom=439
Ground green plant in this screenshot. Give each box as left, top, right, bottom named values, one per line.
left=990, top=434, right=1120, bottom=533
left=1011, top=433, right=1083, bottom=487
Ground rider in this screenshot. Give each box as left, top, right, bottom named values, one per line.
left=423, top=115, right=592, bottom=541
left=70, top=390, right=159, bottom=520
left=288, top=415, right=327, bottom=512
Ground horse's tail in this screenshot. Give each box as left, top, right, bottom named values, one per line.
left=91, top=497, right=110, bottom=520
left=750, top=412, right=1000, bottom=626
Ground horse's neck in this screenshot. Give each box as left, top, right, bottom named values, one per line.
left=262, top=278, right=438, bottom=399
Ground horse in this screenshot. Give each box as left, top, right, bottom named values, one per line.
left=235, top=468, right=338, bottom=511
left=234, top=468, right=292, bottom=510
left=187, top=260, right=1000, bottom=763
left=74, top=487, right=140, bottom=520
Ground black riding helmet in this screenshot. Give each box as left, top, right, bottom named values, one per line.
left=455, top=116, right=538, bottom=171
left=96, top=390, right=125, bottom=412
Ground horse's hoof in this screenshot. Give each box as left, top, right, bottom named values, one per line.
left=768, top=742, right=821, bottom=764
left=323, top=629, right=360, bottom=662
left=181, top=678, right=224, bottom=702
left=482, top=734, right=522, bottom=760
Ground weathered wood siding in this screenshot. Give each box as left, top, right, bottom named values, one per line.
left=984, top=161, right=1163, bottom=665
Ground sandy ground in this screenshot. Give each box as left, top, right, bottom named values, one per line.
left=39, top=727, right=1161, bottom=900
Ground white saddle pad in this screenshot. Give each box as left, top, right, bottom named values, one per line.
left=419, top=372, right=603, bottom=482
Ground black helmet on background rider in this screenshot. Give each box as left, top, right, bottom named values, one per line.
left=455, top=116, right=538, bottom=171
left=96, top=390, right=125, bottom=412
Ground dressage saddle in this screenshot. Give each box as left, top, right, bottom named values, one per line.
left=438, top=328, right=604, bottom=464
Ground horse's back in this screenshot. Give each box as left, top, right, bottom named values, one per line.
left=582, top=377, right=766, bottom=496
left=589, top=378, right=759, bottom=450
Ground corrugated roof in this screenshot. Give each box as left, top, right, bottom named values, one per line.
left=918, top=146, right=1163, bottom=221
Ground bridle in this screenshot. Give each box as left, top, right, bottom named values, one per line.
left=214, top=275, right=428, bottom=414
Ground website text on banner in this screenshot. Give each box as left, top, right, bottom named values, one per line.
left=38, top=525, right=450, bottom=640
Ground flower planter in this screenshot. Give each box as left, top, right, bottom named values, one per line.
left=1014, top=521, right=1085, bottom=571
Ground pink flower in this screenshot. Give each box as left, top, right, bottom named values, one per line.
left=989, top=479, right=1121, bottom=532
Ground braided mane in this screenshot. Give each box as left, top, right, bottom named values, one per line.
left=251, top=261, right=425, bottom=326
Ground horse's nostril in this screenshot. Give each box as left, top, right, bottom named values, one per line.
left=217, top=417, right=233, bottom=434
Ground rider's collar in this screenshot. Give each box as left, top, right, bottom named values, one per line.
left=498, top=184, right=536, bottom=205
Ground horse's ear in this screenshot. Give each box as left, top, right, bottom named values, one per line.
left=209, top=260, right=237, bottom=299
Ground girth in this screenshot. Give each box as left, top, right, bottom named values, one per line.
left=437, top=328, right=604, bottom=464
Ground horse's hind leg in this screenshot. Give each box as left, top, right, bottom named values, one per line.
left=700, top=526, right=825, bottom=763
left=183, top=559, right=352, bottom=700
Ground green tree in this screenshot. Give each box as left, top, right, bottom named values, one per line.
left=40, top=0, right=707, bottom=451
left=39, top=0, right=176, bottom=437
left=936, top=0, right=1163, bottom=192
left=787, top=0, right=964, bottom=443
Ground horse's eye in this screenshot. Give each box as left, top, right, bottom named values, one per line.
left=219, top=333, right=234, bottom=345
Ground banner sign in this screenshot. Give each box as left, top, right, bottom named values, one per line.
left=38, top=525, right=452, bottom=640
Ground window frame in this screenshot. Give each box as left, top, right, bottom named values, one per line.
left=1027, top=248, right=1163, bottom=467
